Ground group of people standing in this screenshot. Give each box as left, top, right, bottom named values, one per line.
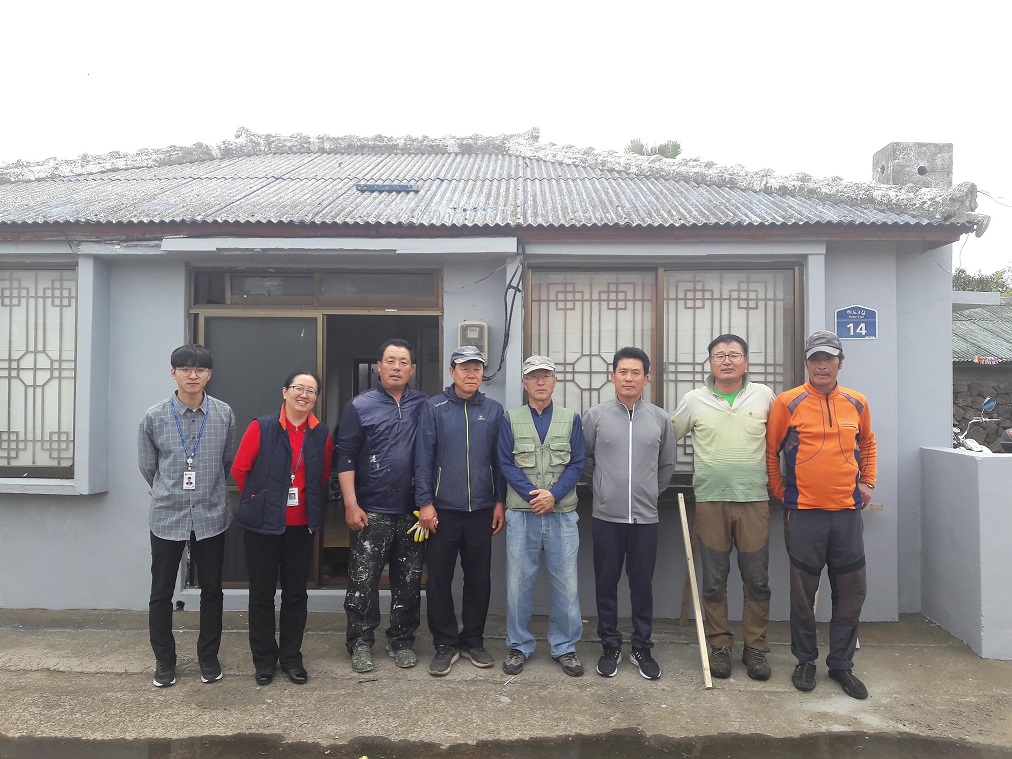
left=138, top=329, right=876, bottom=701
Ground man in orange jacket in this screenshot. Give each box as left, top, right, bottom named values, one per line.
left=766, top=331, right=876, bottom=700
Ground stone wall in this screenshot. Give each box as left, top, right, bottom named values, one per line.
left=953, top=381, right=1012, bottom=451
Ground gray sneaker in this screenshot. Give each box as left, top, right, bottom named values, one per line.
left=502, top=648, right=526, bottom=675
left=386, top=645, right=417, bottom=668
left=429, top=645, right=459, bottom=676
left=554, top=651, right=584, bottom=677
left=351, top=643, right=374, bottom=673
left=459, top=646, right=494, bottom=668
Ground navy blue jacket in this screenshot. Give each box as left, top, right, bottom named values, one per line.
left=237, top=411, right=328, bottom=535
left=414, top=385, right=506, bottom=512
left=335, top=384, right=427, bottom=514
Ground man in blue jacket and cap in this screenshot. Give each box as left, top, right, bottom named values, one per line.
left=415, top=345, right=506, bottom=676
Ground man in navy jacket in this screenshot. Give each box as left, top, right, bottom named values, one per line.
left=414, top=345, right=506, bottom=676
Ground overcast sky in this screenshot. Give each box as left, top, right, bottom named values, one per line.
left=4, top=0, right=1009, bottom=273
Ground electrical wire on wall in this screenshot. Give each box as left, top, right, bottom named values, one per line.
left=482, top=247, right=525, bottom=381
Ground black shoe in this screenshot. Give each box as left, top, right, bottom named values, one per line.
left=792, top=662, right=816, bottom=692
left=596, top=646, right=621, bottom=677
left=199, top=656, right=222, bottom=683
left=459, top=646, right=494, bottom=668
left=254, top=667, right=275, bottom=686
left=828, top=668, right=868, bottom=699
left=153, top=660, right=176, bottom=688
left=429, top=645, right=459, bottom=676
left=282, top=664, right=308, bottom=685
left=630, top=647, right=662, bottom=680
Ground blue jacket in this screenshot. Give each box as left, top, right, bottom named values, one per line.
left=335, top=384, right=427, bottom=514
left=237, top=411, right=329, bottom=535
left=415, top=385, right=506, bottom=512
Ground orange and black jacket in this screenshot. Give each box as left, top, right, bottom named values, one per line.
left=766, top=382, right=877, bottom=510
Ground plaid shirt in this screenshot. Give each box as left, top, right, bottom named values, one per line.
left=138, top=393, right=237, bottom=541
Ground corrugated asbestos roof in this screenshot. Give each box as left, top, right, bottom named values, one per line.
left=0, top=131, right=986, bottom=231
left=953, top=306, right=1012, bottom=363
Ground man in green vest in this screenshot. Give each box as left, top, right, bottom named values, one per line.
left=497, top=355, right=586, bottom=677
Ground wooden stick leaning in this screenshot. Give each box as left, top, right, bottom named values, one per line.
left=678, top=492, right=713, bottom=689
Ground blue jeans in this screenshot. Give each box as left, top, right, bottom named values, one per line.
left=505, top=508, right=583, bottom=659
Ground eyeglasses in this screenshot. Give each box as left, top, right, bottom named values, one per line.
left=524, top=373, right=556, bottom=383
left=709, top=353, right=745, bottom=363
left=175, top=366, right=210, bottom=377
left=287, top=384, right=319, bottom=397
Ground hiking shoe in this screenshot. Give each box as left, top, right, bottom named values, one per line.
left=459, top=646, right=494, bottom=668
left=555, top=651, right=584, bottom=677
left=351, top=643, right=374, bottom=674
left=829, top=668, right=869, bottom=700
left=630, top=647, right=662, bottom=680
left=709, top=646, right=732, bottom=679
left=199, top=656, right=223, bottom=683
left=792, top=662, right=816, bottom=692
left=596, top=646, right=621, bottom=677
left=502, top=648, right=526, bottom=675
left=429, top=645, right=459, bottom=676
left=153, top=660, right=176, bottom=688
left=742, top=646, right=771, bottom=681
left=386, top=646, right=417, bottom=669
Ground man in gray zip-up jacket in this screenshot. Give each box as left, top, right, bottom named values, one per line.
left=582, top=347, right=676, bottom=681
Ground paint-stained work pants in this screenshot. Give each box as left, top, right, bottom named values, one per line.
left=344, top=511, right=423, bottom=653
left=694, top=500, right=772, bottom=652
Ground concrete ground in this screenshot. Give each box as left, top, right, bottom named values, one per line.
left=1, top=609, right=1010, bottom=750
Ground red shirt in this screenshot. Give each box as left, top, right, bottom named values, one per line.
left=232, top=405, right=333, bottom=526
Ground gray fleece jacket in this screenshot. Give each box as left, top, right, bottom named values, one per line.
left=582, top=398, right=677, bottom=524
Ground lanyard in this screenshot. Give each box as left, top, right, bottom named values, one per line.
left=171, top=397, right=208, bottom=470
left=290, top=426, right=307, bottom=485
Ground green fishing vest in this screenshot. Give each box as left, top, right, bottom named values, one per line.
left=506, top=405, right=578, bottom=512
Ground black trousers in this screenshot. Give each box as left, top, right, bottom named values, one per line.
left=592, top=518, right=658, bottom=650
left=424, top=508, right=494, bottom=650
left=243, top=525, right=313, bottom=671
left=344, top=511, right=423, bottom=653
left=149, top=530, right=226, bottom=665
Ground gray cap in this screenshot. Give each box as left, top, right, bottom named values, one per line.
left=522, top=355, right=557, bottom=375
left=450, top=345, right=486, bottom=365
left=804, top=330, right=843, bottom=359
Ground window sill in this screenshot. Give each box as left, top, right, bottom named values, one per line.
left=0, top=479, right=105, bottom=496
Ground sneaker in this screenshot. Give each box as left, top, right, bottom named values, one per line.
left=429, top=645, right=459, bottom=676
left=630, top=647, right=662, bottom=680
left=828, top=668, right=869, bottom=699
left=742, top=646, right=771, bottom=681
left=459, top=646, right=494, bottom=668
left=199, top=656, right=223, bottom=683
left=596, top=646, right=621, bottom=677
left=792, top=662, right=817, bottom=692
left=502, top=648, right=526, bottom=676
left=554, top=651, right=584, bottom=677
left=153, top=660, right=176, bottom=688
left=351, top=642, right=374, bottom=674
left=386, top=646, right=418, bottom=669
left=709, top=646, right=732, bottom=679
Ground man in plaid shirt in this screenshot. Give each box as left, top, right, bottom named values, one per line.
left=138, top=344, right=236, bottom=688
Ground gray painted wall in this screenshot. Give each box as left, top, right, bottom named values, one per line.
left=922, top=447, right=1012, bottom=659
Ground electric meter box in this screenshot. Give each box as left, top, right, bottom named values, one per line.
left=457, top=321, right=489, bottom=361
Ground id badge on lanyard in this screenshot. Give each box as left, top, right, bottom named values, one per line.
left=173, top=399, right=207, bottom=492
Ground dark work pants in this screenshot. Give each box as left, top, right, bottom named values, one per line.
left=344, top=511, right=423, bottom=653
left=425, top=508, right=493, bottom=650
left=783, top=508, right=867, bottom=670
left=592, top=518, right=658, bottom=650
left=149, top=530, right=226, bottom=665
left=243, top=525, right=313, bottom=671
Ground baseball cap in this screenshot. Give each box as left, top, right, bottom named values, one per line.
left=450, top=345, right=486, bottom=365
left=522, top=355, right=556, bottom=375
left=804, top=330, right=843, bottom=359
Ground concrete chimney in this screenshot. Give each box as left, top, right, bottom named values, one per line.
left=873, top=142, right=953, bottom=189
